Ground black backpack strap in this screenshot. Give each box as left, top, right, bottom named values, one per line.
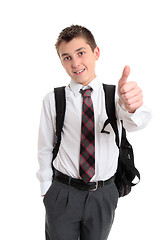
left=102, top=84, right=120, bottom=147
left=52, top=86, right=66, bottom=165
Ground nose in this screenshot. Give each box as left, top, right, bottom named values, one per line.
left=71, top=56, right=80, bottom=68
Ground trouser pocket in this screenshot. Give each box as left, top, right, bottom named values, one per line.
left=103, top=182, right=119, bottom=210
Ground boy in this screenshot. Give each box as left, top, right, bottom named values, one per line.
left=37, top=25, right=151, bottom=240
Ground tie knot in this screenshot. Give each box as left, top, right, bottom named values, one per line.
left=80, top=88, right=92, bottom=98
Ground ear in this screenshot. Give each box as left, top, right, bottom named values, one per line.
left=94, top=47, right=100, bottom=60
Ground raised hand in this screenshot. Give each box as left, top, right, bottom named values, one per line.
left=118, top=66, right=143, bottom=113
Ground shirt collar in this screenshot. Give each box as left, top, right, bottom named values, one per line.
left=69, top=77, right=101, bottom=97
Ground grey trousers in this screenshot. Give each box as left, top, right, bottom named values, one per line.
left=43, top=179, right=119, bottom=240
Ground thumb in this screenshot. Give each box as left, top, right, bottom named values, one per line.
left=118, top=65, right=130, bottom=88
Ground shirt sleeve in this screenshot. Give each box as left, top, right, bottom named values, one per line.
left=115, top=88, right=152, bottom=132
left=36, top=92, right=56, bottom=196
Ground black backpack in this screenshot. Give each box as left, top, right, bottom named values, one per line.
left=52, top=84, right=140, bottom=197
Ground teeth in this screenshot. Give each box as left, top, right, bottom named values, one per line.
left=75, top=69, right=85, bottom=74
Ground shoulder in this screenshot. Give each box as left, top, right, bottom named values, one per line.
left=42, top=86, right=67, bottom=108
left=42, top=91, right=55, bottom=109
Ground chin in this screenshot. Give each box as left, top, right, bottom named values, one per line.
left=72, top=78, right=84, bottom=84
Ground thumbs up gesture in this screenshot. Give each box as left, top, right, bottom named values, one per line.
left=118, top=66, right=143, bottom=113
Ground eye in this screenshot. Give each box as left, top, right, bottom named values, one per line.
left=64, top=56, right=71, bottom=61
left=78, top=51, right=85, bottom=56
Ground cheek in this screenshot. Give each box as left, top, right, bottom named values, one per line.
left=87, top=59, right=95, bottom=70
left=62, top=63, right=71, bottom=73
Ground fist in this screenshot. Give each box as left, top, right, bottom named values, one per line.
left=118, top=66, right=143, bottom=113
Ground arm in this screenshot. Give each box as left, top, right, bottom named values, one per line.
left=36, top=92, right=56, bottom=196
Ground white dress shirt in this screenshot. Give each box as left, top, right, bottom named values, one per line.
left=37, top=77, right=152, bottom=195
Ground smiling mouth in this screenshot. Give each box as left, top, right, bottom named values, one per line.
left=74, top=68, right=86, bottom=75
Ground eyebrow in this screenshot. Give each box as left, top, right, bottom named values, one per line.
left=61, top=47, right=86, bottom=58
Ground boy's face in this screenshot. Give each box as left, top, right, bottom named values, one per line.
left=58, top=37, right=100, bottom=86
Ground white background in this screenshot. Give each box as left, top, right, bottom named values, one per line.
left=0, top=0, right=159, bottom=239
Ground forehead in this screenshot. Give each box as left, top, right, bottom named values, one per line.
left=58, top=37, right=91, bottom=56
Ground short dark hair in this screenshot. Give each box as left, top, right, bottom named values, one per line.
left=55, top=25, right=97, bottom=56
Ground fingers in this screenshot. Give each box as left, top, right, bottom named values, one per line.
left=121, top=90, right=143, bottom=107
left=120, top=81, right=137, bottom=94
left=118, top=65, right=130, bottom=88
left=120, top=86, right=143, bottom=113
left=122, top=98, right=143, bottom=113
